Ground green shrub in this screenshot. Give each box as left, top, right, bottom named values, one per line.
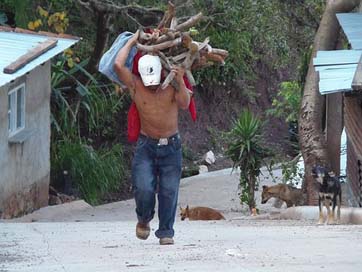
left=51, top=140, right=126, bottom=205
left=50, top=55, right=127, bottom=204
left=267, top=81, right=302, bottom=124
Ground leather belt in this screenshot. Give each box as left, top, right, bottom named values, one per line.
left=140, top=133, right=180, bottom=146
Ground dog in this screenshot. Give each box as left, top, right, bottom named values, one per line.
left=180, top=205, right=225, bottom=220
left=312, top=165, right=342, bottom=224
left=261, top=184, right=304, bottom=208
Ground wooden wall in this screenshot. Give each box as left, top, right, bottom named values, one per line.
left=345, top=95, right=362, bottom=207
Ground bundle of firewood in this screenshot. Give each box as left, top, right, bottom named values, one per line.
left=135, top=2, right=228, bottom=90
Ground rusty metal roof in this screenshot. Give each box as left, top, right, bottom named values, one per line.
left=0, top=27, right=79, bottom=87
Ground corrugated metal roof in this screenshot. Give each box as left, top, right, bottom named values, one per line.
left=337, top=13, right=362, bottom=49
left=314, top=50, right=361, bottom=66
left=0, top=30, right=79, bottom=87
left=313, top=50, right=361, bottom=95
left=312, top=13, right=362, bottom=95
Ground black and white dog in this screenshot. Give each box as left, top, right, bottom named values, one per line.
left=312, top=165, right=342, bottom=224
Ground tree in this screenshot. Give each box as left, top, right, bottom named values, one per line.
left=76, top=0, right=164, bottom=74
left=298, top=0, right=361, bottom=205
left=225, top=110, right=270, bottom=212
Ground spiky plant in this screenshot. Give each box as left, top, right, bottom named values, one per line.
left=226, top=109, right=270, bottom=211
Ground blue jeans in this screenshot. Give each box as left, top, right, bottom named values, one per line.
left=131, top=133, right=182, bottom=238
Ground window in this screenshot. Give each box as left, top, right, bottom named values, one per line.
left=8, top=83, right=25, bottom=136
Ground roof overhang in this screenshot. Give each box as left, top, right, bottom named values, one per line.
left=0, top=26, right=80, bottom=87
left=313, top=13, right=362, bottom=95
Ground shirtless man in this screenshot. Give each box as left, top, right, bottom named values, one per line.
left=114, top=30, right=191, bottom=245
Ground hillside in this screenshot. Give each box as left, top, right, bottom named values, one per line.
left=0, top=0, right=323, bottom=204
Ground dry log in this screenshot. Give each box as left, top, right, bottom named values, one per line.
left=170, top=17, right=178, bottom=30
left=183, top=43, right=200, bottom=68
left=136, top=37, right=182, bottom=52
left=181, top=33, right=193, bottom=49
left=155, top=30, right=193, bottom=44
left=161, top=70, right=176, bottom=89
left=139, top=29, right=160, bottom=44
left=158, top=51, right=172, bottom=70
left=157, top=2, right=175, bottom=29
left=191, top=56, right=213, bottom=70
left=162, top=41, right=199, bottom=89
left=172, top=52, right=188, bottom=62
left=175, top=12, right=203, bottom=32
left=185, top=69, right=196, bottom=86
left=205, top=52, right=225, bottom=65
left=132, top=5, right=227, bottom=90
left=210, top=48, right=228, bottom=57
left=155, top=30, right=180, bottom=44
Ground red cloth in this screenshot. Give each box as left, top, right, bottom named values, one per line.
left=127, top=51, right=196, bottom=142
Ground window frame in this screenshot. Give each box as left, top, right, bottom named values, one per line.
left=8, top=83, right=26, bottom=137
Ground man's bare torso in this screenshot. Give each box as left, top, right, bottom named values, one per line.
left=131, top=76, right=179, bottom=139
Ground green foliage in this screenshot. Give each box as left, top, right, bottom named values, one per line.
left=51, top=56, right=123, bottom=139
left=46, top=0, right=74, bottom=12
left=225, top=110, right=270, bottom=210
left=195, top=29, right=255, bottom=84
left=13, top=0, right=29, bottom=28
left=298, top=46, right=313, bottom=90
left=52, top=140, right=125, bottom=205
left=206, top=126, right=227, bottom=152
left=280, top=154, right=303, bottom=187
left=0, top=0, right=30, bottom=27
left=191, top=0, right=294, bottom=84
left=182, top=144, right=197, bottom=162
left=189, top=0, right=324, bottom=90
left=50, top=56, right=126, bottom=204
left=267, top=81, right=302, bottom=123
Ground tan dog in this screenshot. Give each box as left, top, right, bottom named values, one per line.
left=261, top=184, right=304, bottom=208
left=180, top=205, right=225, bottom=220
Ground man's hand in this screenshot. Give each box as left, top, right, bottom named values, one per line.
left=172, top=65, right=191, bottom=110
left=129, top=30, right=140, bottom=46
left=171, top=65, right=186, bottom=84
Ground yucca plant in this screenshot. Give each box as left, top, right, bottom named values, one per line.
left=225, top=110, right=270, bottom=211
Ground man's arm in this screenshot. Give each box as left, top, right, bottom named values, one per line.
left=172, top=66, right=191, bottom=110
left=114, top=30, right=139, bottom=95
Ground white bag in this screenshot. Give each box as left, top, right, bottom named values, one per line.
left=98, top=31, right=137, bottom=87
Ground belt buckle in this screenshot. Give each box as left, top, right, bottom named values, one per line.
left=158, top=138, right=168, bottom=146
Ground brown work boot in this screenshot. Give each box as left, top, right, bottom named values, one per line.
left=136, top=222, right=150, bottom=240
left=159, top=237, right=174, bottom=245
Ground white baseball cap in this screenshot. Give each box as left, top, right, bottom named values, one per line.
left=138, top=54, right=162, bottom=86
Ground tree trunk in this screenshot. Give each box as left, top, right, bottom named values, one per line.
left=86, top=11, right=112, bottom=74
left=248, top=175, right=256, bottom=211
left=299, top=0, right=361, bottom=205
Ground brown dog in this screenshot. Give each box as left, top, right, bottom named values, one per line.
left=180, top=205, right=225, bottom=220
left=261, top=184, right=304, bottom=208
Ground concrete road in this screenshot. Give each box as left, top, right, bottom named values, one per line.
left=1, top=168, right=362, bottom=271
left=1, top=220, right=362, bottom=272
